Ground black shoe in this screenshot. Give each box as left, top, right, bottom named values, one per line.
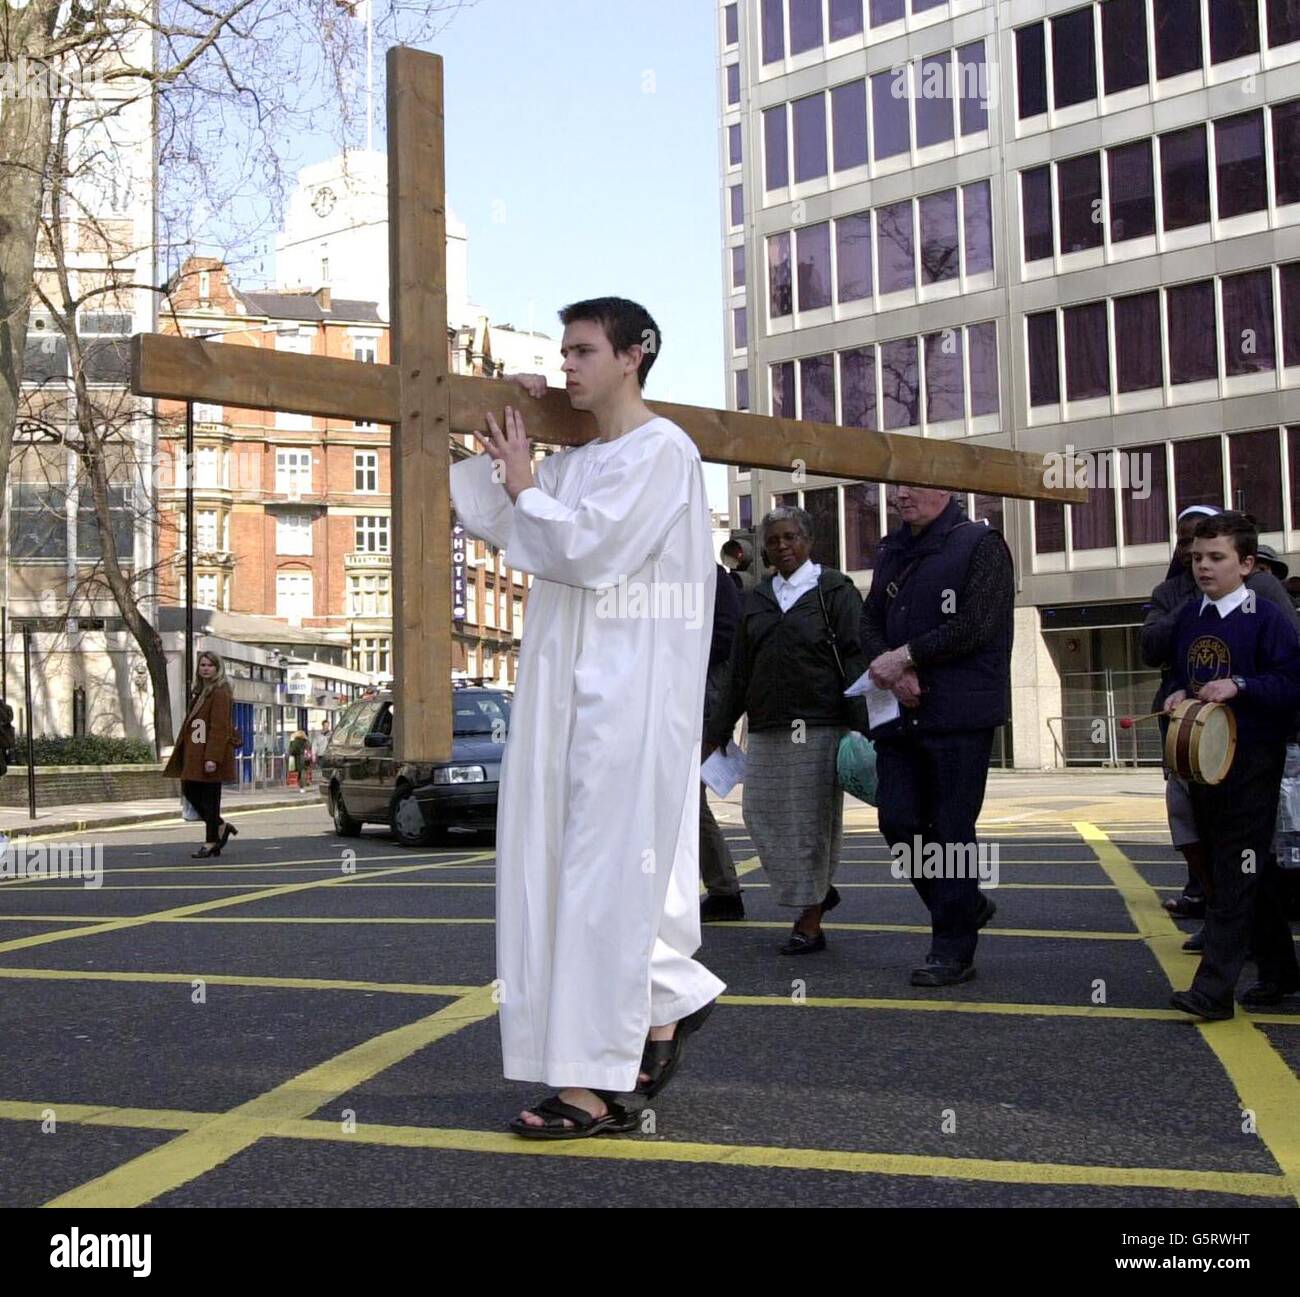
left=219, top=821, right=239, bottom=851
left=779, top=928, right=826, bottom=955
left=191, top=844, right=221, bottom=859
left=700, top=893, right=745, bottom=922
left=910, top=959, right=976, bottom=987
left=1170, top=989, right=1233, bottom=1021
left=1165, top=895, right=1207, bottom=920
left=821, top=885, right=841, bottom=915
left=975, top=894, right=997, bottom=929
left=1182, top=929, right=1204, bottom=953
left=1240, top=979, right=1300, bottom=1008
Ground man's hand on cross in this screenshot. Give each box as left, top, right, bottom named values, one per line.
left=474, top=406, right=537, bottom=502
left=503, top=372, right=547, bottom=400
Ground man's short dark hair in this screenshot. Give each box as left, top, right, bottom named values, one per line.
left=558, top=296, right=661, bottom=388
left=1194, top=510, right=1258, bottom=562
left=720, top=539, right=745, bottom=559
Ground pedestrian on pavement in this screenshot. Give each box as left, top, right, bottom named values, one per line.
left=1162, top=512, right=1300, bottom=1019
left=451, top=296, right=724, bottom=1139
left=705, top=506, right=868, bottom=955
left=1141, top=505, right=1297, bottom=953
left=164, top=651, right=239, bottom=858
left=700, top=559, right=744, bottom=921
left=288, top=729, right=310, bottom=790
left=861, top=486, right=1012, bottom=987
left=311, top=721, right=332, bottom=764
left=720, top=538, right=749, bottom=593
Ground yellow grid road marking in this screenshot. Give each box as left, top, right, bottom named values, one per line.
left=0, top=967, right=481, bottom=996
left=1076, top=821, right=1300, bottom=1206
left=43, top=984, right=500, bottom=1207
left=2, top=1098, right=1284, bottom=1201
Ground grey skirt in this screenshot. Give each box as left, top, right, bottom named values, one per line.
left=742, top=725, right=847, bottom=909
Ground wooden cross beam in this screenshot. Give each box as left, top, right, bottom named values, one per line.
left=131, top=46, right=1086, bottom=764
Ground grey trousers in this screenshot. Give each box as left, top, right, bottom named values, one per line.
left=700, top=782, right=740, bottom=897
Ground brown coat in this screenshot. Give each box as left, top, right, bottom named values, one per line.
left=163, top=684, right=236, bottom=782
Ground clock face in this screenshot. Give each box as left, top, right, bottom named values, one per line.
left=312, top=187, right=336, bottom=218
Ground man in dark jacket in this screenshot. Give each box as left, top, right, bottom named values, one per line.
left=861, top=486, right=1014, bottom=987
left=701, top=562, right=744, bottom=920
left=1141, top=505, right=1298, bottom=943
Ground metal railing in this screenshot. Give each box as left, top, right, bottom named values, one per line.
left=1048, top=668, right=1165, bottom=767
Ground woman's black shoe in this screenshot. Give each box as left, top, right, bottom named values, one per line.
left=779, top=928, right=826, bottom=955
left=191, top=844, right=220, bottom=859
left=219, top=821, right=239, bottom=850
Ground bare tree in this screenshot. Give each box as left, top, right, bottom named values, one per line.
left=2, top=0, right=473, bottom=747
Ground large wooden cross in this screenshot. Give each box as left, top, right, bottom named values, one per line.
left=130, top=47, right=1085, bottom=762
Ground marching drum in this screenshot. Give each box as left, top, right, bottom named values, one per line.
left=1164, top=698, right=1237, bottom=786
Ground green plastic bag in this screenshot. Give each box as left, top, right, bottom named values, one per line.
left=836, top=731, right=878, bottom=806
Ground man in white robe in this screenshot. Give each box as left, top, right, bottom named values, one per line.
left=450, top=297, right=725, bottom=1136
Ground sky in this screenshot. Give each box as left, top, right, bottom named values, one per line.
left=294, top=0, right=731, bottom=509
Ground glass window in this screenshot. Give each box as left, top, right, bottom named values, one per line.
left=730, top=184, right=744, bottom=227
left=804, top=487, right=842, bottom=569
left=1167, top=280, right=1219, bottom=383
left=736, top=368, right=750, bottom=411
left=1289, top=427, right=1300, bottom=527
left=275, top=571, right=313, bottom=622
left=1035, top=501, right=1066, bottom=553
left=830, top=0, right=864, bottom=39
left=276, top=512, right=313, bottom=556
left=1114, top=292, right=1163, bottom=392
left=1072, top=482, right=1117, bottom=549
left=836, top=213, right=873, bottom=302
left=1016, top=22, right=1048, bottom=118
left=733, top=305, right=748, bottom=349
left=1052, top=7, right=1097, bottom=108
left=1022, top=165, right=1054, bottom=261
left=1027, top=311, right=1060, bottom=405
left=956, top=41, right=988, bottom=135
left=355, top=515, right=390, bottom=553
left=962, top=180, right=993, bottom=275
left=731, top=245, right=745, bottom=290
left=275, top=448, right=312, bottom=495
left=762, top=0, right=785, bottom=62
left=924, top=329, right=965, bottom=422
left=915, top=53, right=954, bottom=149
left=771, top=362, right=796, bottom=418
left=968, top=322, right=999, bottom=418
left=876, top=200, right=914, bottom=294
left=76, top=484, right=133, bottom=562
left=793, top=94, right=827, bottom=182
left=1229, top=429, right=1283, bottom=528
left=840, top=347, right=877, bottom=429
left=795, top=223, right=832, bottom=311
left=726, top=63, right=740, bottom=107
left=790, top=0, right=823, bottom=53
left=880, top=337, right=919, bottom=428
left=1269, top=0, right=1300, bottom=46
left=739, top=496, right=753, bottom=529
left=1273, top=99, right=1300, bottom=204
left=1155, top=0, right=1203, bottom=77
left=1102, top=0, right=1150, bottom=93
left=1122, top=444, right=1170, bottom=545
left=1160, top=126, right=1210, bottom=229
left=1108, top=140, right=1156, bottom=241
left=1215, top=111, right=1266, bottom=218
left=1281, top=261, right=1300, bottom=366
left=919, top=190, right=959, bottom=284
left=725, top=3, right=738, bottom=45
left=768, top=232, right=793, bottom=318
left=1174, top=437, right=1225, bottom=512
left=1057, top=152, right=1103, bottom=253
left=870, top=0, right=905, bottom=24
left=800, top=354, right=835, bottom=424
left=354, top=450, right=378, bottom=492
left=1221, top=268, right=1276, bottom=374
left=971, top=494, right=1005, bottom=532
left=871, top=69, right=910, bottom=161
left=1209, top=0, right=1260, bottom=63
left=843, top=482, right=880, bottom=571
left=728, top=123, right=742, bottom=167
left=1064, top=301, right=1110, bottom=400
left=764, top=106, right=789, bottom=190
left=911, top=0, right=947, bottom=11
left=831, top=80, right=868, bottom=171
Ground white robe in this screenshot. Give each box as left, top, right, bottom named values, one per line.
left=450, top=416, right=726, bottom=1091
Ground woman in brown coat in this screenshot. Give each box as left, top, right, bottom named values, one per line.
left=163, top=650, right=239, bottom=858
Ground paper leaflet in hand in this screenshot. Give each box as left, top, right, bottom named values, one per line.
left=843, top=669, right=901, bottom=730
left=701, top=741, right=747, bottom=797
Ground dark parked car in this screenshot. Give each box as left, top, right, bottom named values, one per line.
left=319, top=687, right=509, bottom=846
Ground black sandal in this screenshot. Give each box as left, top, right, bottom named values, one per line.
left=636, top=998, right=718, bottom=1099
left=509, top=1090, right=640, bottom=1140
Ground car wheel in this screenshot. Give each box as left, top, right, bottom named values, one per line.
left=391, top=784, right=433, bottom=848
left=331, top=785, right=363, bottom=837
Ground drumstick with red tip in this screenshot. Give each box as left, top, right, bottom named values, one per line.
left=1117, top=711, right=1168, bottom=729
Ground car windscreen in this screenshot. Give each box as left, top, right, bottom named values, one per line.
left=453, top=693, right=510, bottom=734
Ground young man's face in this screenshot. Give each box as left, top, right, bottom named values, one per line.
left=1191, top=534, right=1254, bottom=600
left=560, top=319, right=641, bottom=410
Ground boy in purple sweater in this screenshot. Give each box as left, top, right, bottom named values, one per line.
left=1163, top=512, right=1300, bottom=1019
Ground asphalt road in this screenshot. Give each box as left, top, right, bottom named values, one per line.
left=1, top=800, right=1297, bottom=1208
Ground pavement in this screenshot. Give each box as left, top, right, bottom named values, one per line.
left=0, top=778, right=1297, bottom=1210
